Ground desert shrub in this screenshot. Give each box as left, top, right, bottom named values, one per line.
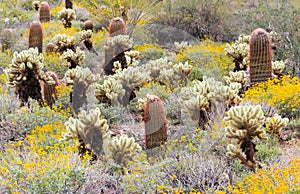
left=230, top=157, right=300, bottom=194
left=176, top=40, right=234, bottom=80
left=154, top=0, right=233, bottom=41
left=243, top=75, right=300, bottom=119
left=133, top=43, right=165, bottom=64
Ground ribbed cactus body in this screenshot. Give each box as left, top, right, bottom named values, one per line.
left=39, top=1, right=50, bottom=22
left=29, top=21, right=43, bottom=53
left=1, top=29, right=13, bottom=52
left=109, top=17, right=126, bottom=37
left=84, top=20, right=94, bottom=31
left=143, top=95, right=168, bottom=149
left=45, top=43, right=55, bottom=53
left=65, top=0, right=73, bottom=9
left=42, top=71, right=61, bottom=108
left=249, top=28, right=272, bottom=85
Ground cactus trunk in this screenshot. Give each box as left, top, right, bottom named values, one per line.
left=29, top=21, right=43, bottom=53
left=249, top=28, right=272, bottom=85
left=143, top=95, right=168, bottom=149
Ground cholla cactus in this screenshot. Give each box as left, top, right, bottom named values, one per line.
left=104, top=35, right=133, bottom=75
left=52, top=34, right=76, bottom=53
left=143, top=95, right=168, bottom=149
left=180, top=76, right=242, bottom=128
left=64, top=66, right=100, bottom=115
left=174, top=41, right=191, bottom=53
left=272, top=60, right=285, bottom=77
left=58, top=8, right=76, bottom=28
left=108, top=134, right=142, bottom=167
left=112, top=66, right=151, bottom=105
left=124, top=50, right=140, bottom=67
left=94, top=77, right=125, bottom=105
left=223, top=71, right=248, bottom=93
left=172, top=61, right=193, bottom=76
left=79, top=30, right=97, bottom=54
left=32, top=1, right=40, bottom=11
left=6, top=48, right=54, bottom=104
left=136, top=97, right=147, bottom=111
left=61, top=108, right=109, bottom=157
left=62, top=47, right=85, bottom=69
left=145, top=57, right=170, bottom=79
left=224, top=105, right=268, bottom=170
left=266, top=114, right=289, bottom=138
left=112, top=61, right=122, bottom=73
left=225, top=34, right=250, bottom=71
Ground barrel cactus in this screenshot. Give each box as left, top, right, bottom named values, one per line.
left=28, top=21, right=43, bottom=53
left=84, top=20, right=94, bottom=31
left=249, top=28, right=273, bottom=85
left=142, top=95, right=168, bottom=149
left=39, top=1, right=50, bottom=22
left=1, top=28, right=14, bottom=52
left=42, top=71, right=61, bottom=108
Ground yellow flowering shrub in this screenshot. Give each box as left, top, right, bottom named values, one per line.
left=231, top=157, right=300, bottom=194
left=0, top=121, right=88, bottom=193
left=243, top=75, right=300, bottom=118
left=175, top=40, right=234, bottom=77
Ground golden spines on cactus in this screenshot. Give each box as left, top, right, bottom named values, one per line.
left=58, top=8, right=76, bottom=28
left=28, top=21, right=43, bottom=53
left=32, top=1, right=40, bottom=11
left=39, top=1, right=50, bottom=22
left=63, top=66, right=100, bottom=115
left=249, top=28, right=273, bottom=85
left=224, top=105, right=268, bottom=171
left=61, top=108, right=109, bottom=157
left=94, top=77, right=125, bottom=105
left=142, top=95, right=168, bottom=149
left=266, top=114, right=289, bottom=138
left=6, top=48, right=54, bottom=104
left=52, top=34, right=76, bottom=53
left=108, top=134, right=142, bottom=167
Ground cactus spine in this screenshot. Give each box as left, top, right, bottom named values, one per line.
left=39, top=1, right=50, bottom=23
left=6, top=48, right=55, bottom=105
left=143, top=95, right=168, bottom=149
left=28, top=21, right=43, bottom=53
left=42, top=71, right=61, bottom=108
left=224, top=105, right=268, bottom=171
left=249, top=28, right=272, bottom=85
left=1, top=29, right=13, bottom=52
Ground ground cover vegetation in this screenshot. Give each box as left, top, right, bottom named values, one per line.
left=0, top=0, right=299, bottom=193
